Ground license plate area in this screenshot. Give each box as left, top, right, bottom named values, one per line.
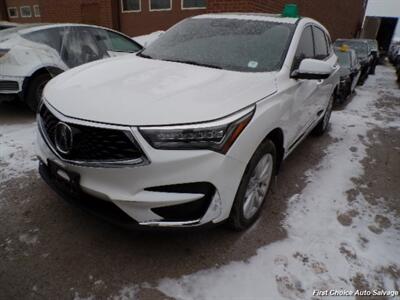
left=47, top=160, right=81, bottom=196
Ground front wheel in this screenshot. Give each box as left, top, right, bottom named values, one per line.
left=228, top=140, right=276, bottom=230
left=312, top=93, right=334, bottom=136
left=25, top=73, right=52, bottom=112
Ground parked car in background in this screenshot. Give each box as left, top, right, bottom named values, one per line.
left=334, top=39, right=371, bottom=85
left=334, top=45, right=361, bottom=103
left=388, top=42, right=400, bottom=63
left=0, top=24, right=142, bottom=111
left=363, top=39, right=378, bottom=74
left=0, top=21, right=17, bottom=30
left=393, top=47, right=400, bottom=83
left=37, top=13, right=339, bottom=230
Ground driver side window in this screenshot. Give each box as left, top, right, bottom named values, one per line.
left=293, top=26, right=314, bottom=71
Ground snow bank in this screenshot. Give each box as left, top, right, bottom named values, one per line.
left=155, top=67, right=400, bottom=299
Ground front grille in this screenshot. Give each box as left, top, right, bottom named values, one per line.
left=0, top=80, right=19, bottom=91
left=39, top=104, right=144, bottom=162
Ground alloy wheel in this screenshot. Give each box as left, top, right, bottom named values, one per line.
left=243, top=153, right=274, bottom=220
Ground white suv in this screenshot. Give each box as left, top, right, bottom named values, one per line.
left=37, top=13, right=339, bottom=230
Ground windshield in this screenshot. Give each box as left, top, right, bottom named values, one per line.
left=140, top=17, right=295, bottom=72
left=335, top=50, right=351, bottom=67
left=334, top=40, right=368, bottom=58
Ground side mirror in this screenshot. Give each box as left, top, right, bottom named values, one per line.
left=291, top=58, right=333, bottom=80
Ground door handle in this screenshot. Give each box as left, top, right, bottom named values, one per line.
left=317, top=79, right=323, bottom=84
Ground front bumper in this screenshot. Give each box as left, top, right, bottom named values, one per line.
left=0, top=75, right=25, bottom=102
left=36, top=114, right=246, bottom=228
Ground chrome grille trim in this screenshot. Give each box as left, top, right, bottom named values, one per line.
left=37, top=101, right=150, bottom=168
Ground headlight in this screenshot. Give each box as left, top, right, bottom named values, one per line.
left=139, top=106, right=255, bottom=154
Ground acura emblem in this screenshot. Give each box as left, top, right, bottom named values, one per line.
left=55, top=122, right=73, bottom=155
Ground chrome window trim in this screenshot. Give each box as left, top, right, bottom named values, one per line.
left=38, top=100, right=150, bottom=168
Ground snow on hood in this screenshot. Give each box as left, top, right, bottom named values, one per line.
left=44, top=55, right=277, bottom=126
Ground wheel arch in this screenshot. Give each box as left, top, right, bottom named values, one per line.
left=22, top=66, right=64, bottom=100
left=263, top=127, right=285, bottom=174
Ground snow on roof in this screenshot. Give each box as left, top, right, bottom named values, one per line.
left=193, top=13, right=299, bottom=24
left=14, top=23, right=110, bottom=35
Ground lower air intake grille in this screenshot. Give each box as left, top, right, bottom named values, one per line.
left=0, top=80, right=19, bottom=91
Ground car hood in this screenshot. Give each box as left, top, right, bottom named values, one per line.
left=44, top=55, right=277, bottom=126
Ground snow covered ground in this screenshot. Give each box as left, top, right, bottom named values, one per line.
left=0, top=122, right=37, bottom=185
left=152, top=68, right=400, bottom=299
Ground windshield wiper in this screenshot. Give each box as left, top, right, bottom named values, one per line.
left=163, top=59, right=222, bottom=70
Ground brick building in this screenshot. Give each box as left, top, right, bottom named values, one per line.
left=1, top=0, right=367, bottom=39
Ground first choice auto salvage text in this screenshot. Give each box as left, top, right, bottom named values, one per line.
left=313, top=289, right=399, bottom=297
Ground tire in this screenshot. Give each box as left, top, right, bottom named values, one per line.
left=358, top=67, right=368, bottom=86
left=312, top=93, right=334, bottom=136
left=335, top=86, right=348, bottom=105
left=228, top=139, right=277, bottom=230
left=25, top=73, right=52, bottom=112
left=369, top=65, right=376, bottom=75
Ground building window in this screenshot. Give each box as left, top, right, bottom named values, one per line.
left=121, top=0, right=141, bottom=12
left=20, top=6, right=32, bottom=18
left=33, top=5, right=41, bottom=17
left=182, top=0, right=206, bottom=9
left=7, top=7, right=18, bottom=18
left=150, top=0, right=171, bottom=11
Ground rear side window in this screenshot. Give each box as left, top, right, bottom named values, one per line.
left=293, top=26, right=314, bottom=70
left=23, top=28, right=63, bottom=53
left=313, top=26, right=329, bottom=59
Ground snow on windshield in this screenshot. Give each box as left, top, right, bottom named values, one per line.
left=335, top=50, right=351, bottom=67
left=142, top=18, right=295, bottom=72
